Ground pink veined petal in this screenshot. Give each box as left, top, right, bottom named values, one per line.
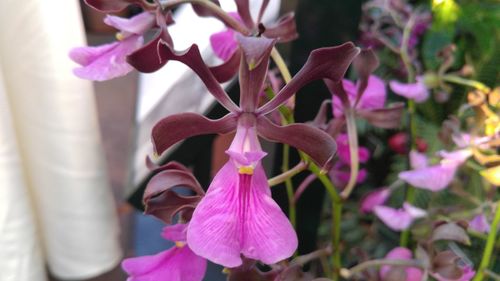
left=162, top=224, right=188, bottom=242
left=357, top=75, right=386, bottom=110
left=360, top=188, right=391, bottom=214
left=71, top=35, right=143, bottom=81
left=389, top=76, right=429, bottom=103
left=410, top=150, right=428, bottom=170
left=373, top=205, right=414, bottom=231
left=104, top=12, right=155, bottom=36
left=210, top=29, right=238, bottom=61
left=122, top=245, right=207, bottom=281
left=187, top=162, right=297, bottom=267
left=469, top=214, right=490, bottom=234
left=398, top=163, right=458, bottom=191
left=380, top=247, right=423, bottom=281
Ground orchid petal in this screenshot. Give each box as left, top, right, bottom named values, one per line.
left=374, top=205, right=418, bottom=231
left=70, top=36, right=142, bottom=81
left=161, top=224, right=188, bottom=242
left=191, top=0, right=221, bottom=17
left=257, top=116, right=337, bottom=171
left=235, top=0, right=254, bottom=29
left=469, top=214, right=490, bottom=234
left=84, top=0, right=150, bottom=12
left=330, top=79, right=354, bottom=117
left=258, top=42, right=360, bottom=115
left=352, top=49, right=379, bottom=102
left=104, top=12, right=155, bottom=35
left=438, top=149, right=472, bottom=165
left=357, top=103, right=404, bottom=129
left=360, top=188, right=391, bottom=214
left=127, top=30, right=173, bottom=73
left=209, top=48, right=241, bottom=83
left=236, top=35, right=276, bottom=111
left=402, top=203, right=427, bottom=219
left=380, top=247, right=423, bottom=281
left=389, top=76, right=429, bottom=103
left=152, top=112, right=237, bottom=156
left=311, top=100, right=332, bottom=128
left=357, top=75, right=386, bottom=110
left=210, top=29, right=238, bottom=61
left=336, top=134, right=370, bottom=164
left=263, top=12, right=299, bottom=42
left=399, top=163, right=458, bottom=191
left=122, top=245, right=207, bottom=281
left=187, top=162, right=297, bottom=267
left=410, top=150, right=428, bottom=170
left=157, top=42, right=240, bottom=112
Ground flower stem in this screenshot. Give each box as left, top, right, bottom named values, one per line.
left=473, top=202, right=500, bottom=281
left=268, top=161, right=307, bottom=187
left=340, top=258, right=424, bottom=279
left=309, top=162, right=343, bottom=281
left=340, top=109, right=360, bottom=199
left=271, top=47, right=292, bottom=83
left=442, top=75, right=491, bottom=92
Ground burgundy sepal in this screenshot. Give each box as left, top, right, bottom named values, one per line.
left=84, top=0, right=153, bottom=12
left=263, top=12, right=299, bottom=42
left=357, top=103, right=404, bottom=129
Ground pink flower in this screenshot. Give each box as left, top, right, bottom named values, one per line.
left=122, top=224, right=207, bottom=281
left=210, top=12, right=241, bottom=61
left=469, top=214, right=490, bottom=234
left=374, top=202, right=426, bottom=231
left=69, top=12, right=155, bottom=81
left=398, top=149, right=471, bottom=192
left=380, top=247, right=423, bottom=281
left=187, top=124, right=297, bottom=267
left=389, top=76, right=429, bottom=103
left=332, top=75, right=387, bottom=117
left=329, top=133, right=370, bottom=187
left=360, top=188, right=391, bottom=214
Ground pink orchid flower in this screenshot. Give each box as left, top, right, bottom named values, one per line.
left=69, top=12, right=155, bottom=81
left=150, top=36, right=360, bottom=267
left=469, top=214, right=490, bottom=234
left=374, top=202, right=426, bottom=231
left=210, top=12, right=242, bottom=61
left=122, top=224, right=207, bottom=281
left=398, top=149, right=471, bottom=192
left=389, top=76, right=430, bottom=103
left=360, top=187, right=391, bottom=214
left=329, top=133, right=370, bottom=187
left=380, top=247, right=423, bottom=281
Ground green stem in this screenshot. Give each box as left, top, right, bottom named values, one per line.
left=271, top=47, right=292, bottom=83
left=473, top=202, right=500, bottom=281
left=441, top=75, right=491, bottom=92
left=309, top=162, right=343, bottom=280
left=283, top=144, right=297, bottom=229
left=268, top=161, right=307, bottom=187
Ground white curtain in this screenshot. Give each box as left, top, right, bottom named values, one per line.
left=0, top=0, right=122, bottom=280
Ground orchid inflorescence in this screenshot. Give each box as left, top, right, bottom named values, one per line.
left=70, top=0, right=499, bottom=280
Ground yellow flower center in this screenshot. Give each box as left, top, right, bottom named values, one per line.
left=238, top=166, right=254, bottom=175
left=115, top=32, right=125, bottom=41
left=175, top=241, right=186, bottom=248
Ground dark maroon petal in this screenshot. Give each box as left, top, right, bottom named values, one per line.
left=324, top=79, right=350, bottom=107
left=256, top=0, right=270, bottom=23
left=352, top=49, right=379, bottom=103
left=144, top=190, right=202, bottom=224
left=257, top=116, right=337, bottom=171
left=235, top=0, right=255, bottom=29
left=152, top=113, right=237, bottom=156
left=144, top=169, right=204, bottom=199
left=311, top=100, right=331, bottom=127
left=157, top=42, right=240, bottom=112
left=258, top=42, right=360, bottom=115
left=84, top=0, right=153, bottom=12
left=126, top=29, right=171, bottom=73
left=209, top=48, right=241, bottom=83
left=357, top=103, right=404, bottom=129
left=236, top=35, right=276, bottom=111
left=263, top=12, right=299, bottom=42
left=145, top=158, right=191, bottom=174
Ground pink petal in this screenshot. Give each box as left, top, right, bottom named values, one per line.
left=469, top=214, right=490, bottom=234
left=402, top=202, right=427, bottom=219
left=410, top=150, right=428, bottom=170
left=360, top=188, right=391, bottom=214
left=336, top=134, right=371, bottom=164
left=210, top=29, right=238, bottom=61
left=161, top=224, right=188, bottom=242
left=438, top=149, right=472, bottom=165
left=398, top=163, right=458, bottom=191
left=332, top=79, right=356, bottom=117
left=389, top=76, right=429, bottom=103
left=431, top=265, right=476, bottom=281
left=226, top=124, right=267, bottom=167
left=187, top=162, right=297, bottom=267
left=373, top=205, right=414, bottom=231
left=104, top=12, right=155, bottom=35
left=380, top=247, right=423, bottom=281
left=70, top=35, right=143, bottom=81
left=357, top=75, right=387, bottom=110
left=122, top=246, right=207, bottom=281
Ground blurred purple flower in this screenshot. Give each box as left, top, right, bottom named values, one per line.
left=69, top=12, right=155, bottom=81
left=380, top=247, right=423, bottom=281
left=374, top=202, right=426, bottom=231
left=360, top=187, right=391, bottom=214
left=469, top=214, right=490, bottom=234
left=122, top=224, right=207, bottom=281
left=389, top=76, right=429, bottom=103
